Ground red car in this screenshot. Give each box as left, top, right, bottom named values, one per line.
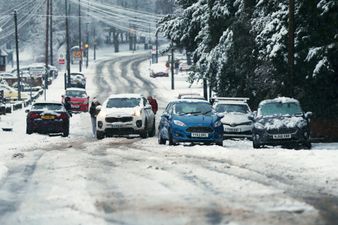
left=62, top=87, right=89, bottom=112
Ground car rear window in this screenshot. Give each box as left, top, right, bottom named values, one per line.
left=32, top=103, right=64, bottom=111
left=106, top=98, right=141, bottom=108
left=260, top=102, right=302, bottom=116
left=66, top=90, right=87, bottom=97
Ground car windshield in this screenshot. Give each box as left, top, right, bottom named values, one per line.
left=106, top=98, right=141, bottom=108
left=32, top=103, right=63, bottom=111
left=259, top=102, right=302, bottom=116
left=174, top=102, right=212, bottom=115
left=66, top=90, right=87, bottom=97
left=215, top=104, right=250, bottom=114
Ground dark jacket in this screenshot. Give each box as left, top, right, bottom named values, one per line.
left=89, top=101, right=101, bottom=118
left=64, top=101, right=72, bottom=117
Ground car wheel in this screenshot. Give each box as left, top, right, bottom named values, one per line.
left=96, top=131, right=105, bottom=140
left=26, top=126, right=33, bottom=135
left=158, top=131, right=166, bottom=145
left=140, top=121, right=148, bottom=139
left=303, top=141, right=312, bottom=149
left=253, top=140, right=261, bottom=149
left=62, top=128, right=69, bottom=137
left=148, top=120, right=156, bottom=137
left=215, top=140, right=223, bottom=146
left=168, top=130, right=177, bottom=146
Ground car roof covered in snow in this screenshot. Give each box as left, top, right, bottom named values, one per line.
left=66, top=87, right=86, bottom=92
left=32, top=100, right=63, bottom=105
left=259, top=97, right=300, bottom=106
left=169, top=99, right=209, bottom=104
left=108, top=93, right=144, bottom=99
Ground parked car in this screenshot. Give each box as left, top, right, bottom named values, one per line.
left=214, top=97, right=253, bottom=139
left=149, top=63, right=169, bottom=77
left=179, top=61, right=192, bottom=72
left=62, top=87, right=89, bottom=112
left=26, top=101, right=70, bottom=137
left=11, top=81, right=42, bottom=92
left=0, top=83, right=28, bottom=101
left=178, top=93, right=205, bottom=100
left=69, top=72, right=86, bottom=88
left=96, top=93, right=155, bottom=139
left=158, top=99, right=224, bottom=146
left=251, top=97, right=312, bottom=149
left=0, top=72, right=15, bottom=79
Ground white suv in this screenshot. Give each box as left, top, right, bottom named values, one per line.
left=96, top=94, right=155, bottom=139
left=213, top=97, right=253, bottom=138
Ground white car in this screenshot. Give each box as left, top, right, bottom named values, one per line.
left=96, top=94, right=156, bottom=139
left=214, top=97, right=253, bottom=138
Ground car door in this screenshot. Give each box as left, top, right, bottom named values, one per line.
left=159, top=103, right=173, bottom=139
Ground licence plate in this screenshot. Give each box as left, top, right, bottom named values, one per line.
left=111, top=124, right=122, bottom=128
left=191, top=133, right=209, bottom=138
left=41, top=115, right=55, bottom=120
left=273, top=134, right=292, bottom=139
left=72, top=105, right=80, bottom=108
left=225, top=128, right=241, bottom=133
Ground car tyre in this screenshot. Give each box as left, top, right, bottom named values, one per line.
left=62, top=128, right=69, bottom=137
left=303, top=141, right=312, bottom=149
left=96, top=131, right=105, bottom=140
left=168, top=130, right=177, bottom=146
left=215, top=140, right=223, bottom=146
left=158, top=132, right=166, bottom=145
left=26, top=126, right=33, bottom=135
left=140, top=121, right=148, bottom=139
left=253, top=139, right=261, bottom=149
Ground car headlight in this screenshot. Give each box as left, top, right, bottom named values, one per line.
left=173, top=120, right=186, bottom=127
left=133, top=110, right=141, bottom=117
left=254, top=123, right=264, bottom=130
left=214, top=120, right=222, bottom=127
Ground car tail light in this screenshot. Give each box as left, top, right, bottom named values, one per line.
left=58, top=113, right=68, bottom=120
left=29, top=112, right=40, bottom=119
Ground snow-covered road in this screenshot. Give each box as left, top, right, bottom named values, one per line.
left=0, top=49, right=338, bottom=225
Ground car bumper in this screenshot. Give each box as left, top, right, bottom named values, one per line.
left=97, top=116, right=145, bottom=134
left=28, top=119, right=68, bottom=133
left=223, top=124, right=253, bottom=138
left=253, top=129, right=310, bottom=146
left=171, top=125, right=223, bottom=143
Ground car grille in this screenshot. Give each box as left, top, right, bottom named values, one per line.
left=186, top=126, right=213, bottom=133
left=267, top=127, right=297, bottom=134
left=105, top=117, right=133, bottom=123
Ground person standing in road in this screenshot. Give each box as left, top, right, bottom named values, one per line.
left=147, top=96, right=158, bottom=114
left=63, top=96, right=72, bottom=117
left=89, top=97, right=101, bottom=137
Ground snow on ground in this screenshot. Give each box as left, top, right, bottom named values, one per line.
left=0, top=45, right=338, bottom=225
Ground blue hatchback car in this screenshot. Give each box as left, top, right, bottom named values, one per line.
left=158, top=99, right=224, bottom=146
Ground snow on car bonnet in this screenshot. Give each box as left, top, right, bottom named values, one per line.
left=264, top=117, right=307, bottom=130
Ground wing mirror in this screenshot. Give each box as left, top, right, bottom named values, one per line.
left=216, top=113, right=224, bottom=118
left=249, top=111, right=257, bottom=121
left=144, top=105, right=152, bottom=110
left=305, top=111, right=312, bottom=119
left=96, top=105, right=102, bottom=111
left=25, top=109, right=30, bottom=113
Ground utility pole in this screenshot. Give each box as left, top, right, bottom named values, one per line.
left=50, top=0, right=53, bottom=65
left=65, top=0, right=71, bottom=85
left=93, top=27, right=96, bottom=60
left=44, top=0, right=50, bottom=100
left=171, top=43, right=174, bottom=90
left=288, top=0, right=294, bottom=96
left=155, top=31, right=158, bottom=63
left=14, top=10, right=21, bottom=101
left=86, top=22, right=89, bottom=68
left=78, top=0, right=82, bottom=72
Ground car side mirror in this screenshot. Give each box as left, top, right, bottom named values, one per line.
left=216, top=113, right=224, bottom=118
left=25, top=109, right=30, bottom=113
left=248, top=114, right=255, bottom=121
left=144, top=105, right=152, bottom=110
left=96, top=105, right=102, bottom=111
left=305, top=111, right=312, bottom=119
left=161, top=113, right=169, bottom=119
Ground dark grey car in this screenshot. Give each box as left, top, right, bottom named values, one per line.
left=251, top=97, right=312, bottom=149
